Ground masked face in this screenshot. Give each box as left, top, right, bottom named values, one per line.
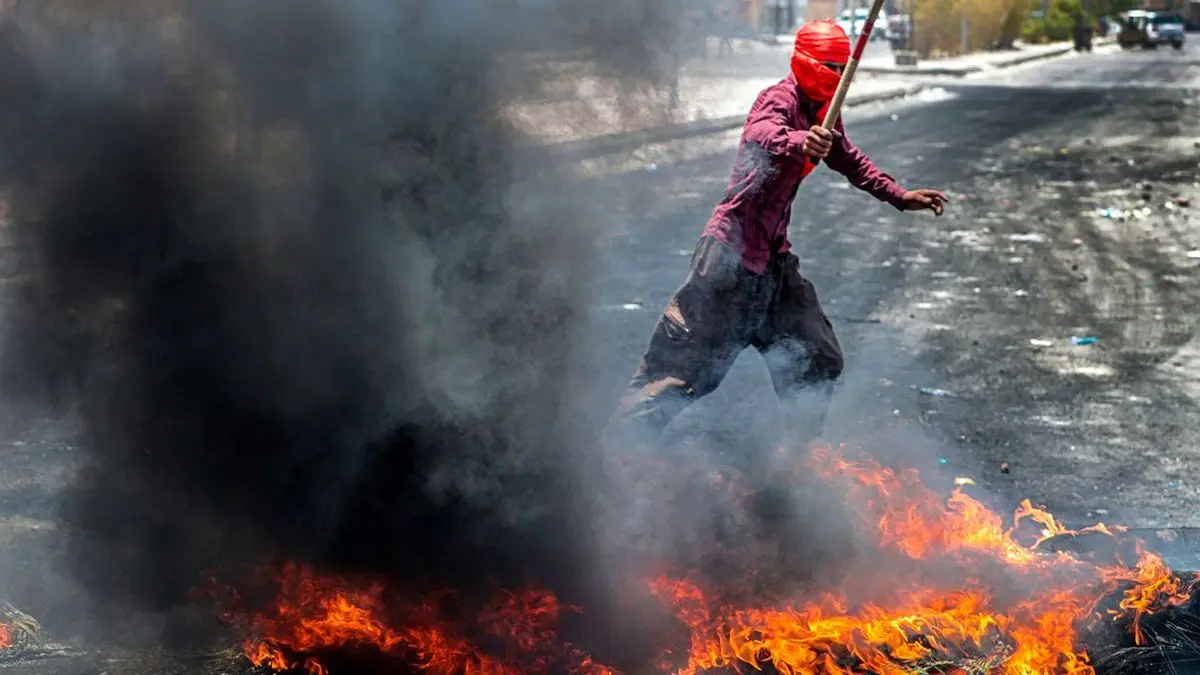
left=794, top=19, right=852, bottom=65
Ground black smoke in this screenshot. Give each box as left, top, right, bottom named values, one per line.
left=0, top=0, right=683, bottom=667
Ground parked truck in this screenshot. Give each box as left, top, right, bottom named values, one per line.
left=1118, top=9, right=1186, bottom=49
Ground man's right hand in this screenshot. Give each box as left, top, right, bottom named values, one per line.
left=802, top=125, right=838, bottom=160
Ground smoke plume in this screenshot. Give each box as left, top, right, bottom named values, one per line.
left=0, top=0, right=683, bottom=665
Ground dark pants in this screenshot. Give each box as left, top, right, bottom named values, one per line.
left=607, top=237, right=844, bottom=445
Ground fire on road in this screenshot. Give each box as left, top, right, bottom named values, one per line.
left=0, top=13, right=1199, bottom=675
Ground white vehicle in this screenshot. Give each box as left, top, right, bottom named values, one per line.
left=1153, top=13, right=1186, bottom=49
left=1118, top=10, right=1185, bottom=50
left=836, top=8, right=889, bottom=41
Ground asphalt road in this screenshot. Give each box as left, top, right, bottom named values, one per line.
left=581, top=38, right=1200, bottom=532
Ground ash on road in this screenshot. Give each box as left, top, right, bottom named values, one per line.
left=1, top=34, right=1200, bottom=671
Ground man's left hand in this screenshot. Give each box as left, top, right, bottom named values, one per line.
left=900, top=189, right=948, bottom=216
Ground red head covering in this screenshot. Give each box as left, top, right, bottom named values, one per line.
left=790, top=19, right=850, bottom=107
left=793, top=19, right=852, bottom=65
left=790, top=19, right=850, bottom=176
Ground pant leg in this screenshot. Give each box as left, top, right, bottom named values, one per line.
left=753, top=252, right=845, bottom=441
left=605, top=237, right=757, bottom=446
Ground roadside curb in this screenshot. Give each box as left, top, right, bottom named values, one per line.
left=548, top=34, right=1117, bottom=161
left=858, top=36, right=1115, bottom=77
left=551, top=83, right=925, bottom=162
left=858, top=48, right=1071, bottom=76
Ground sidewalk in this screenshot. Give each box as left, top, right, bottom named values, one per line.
left=673, top=72, right=921, bottom=126
left=507, top=63, right=919, bottom=158
left=858, top=36, right=1116, bottom=76
left=536, top=75, right=922, bottom=161
left=508, top=35, right=1104, bottom=158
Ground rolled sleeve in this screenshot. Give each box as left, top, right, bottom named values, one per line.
left=824, top=120, right=908, bottom=210
left=743, top=88, right=810, bottom=160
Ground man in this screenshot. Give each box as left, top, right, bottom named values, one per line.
left=606, top=19, right=947, bottom=449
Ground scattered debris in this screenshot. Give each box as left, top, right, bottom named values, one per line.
left=1175, top=195, right=1191, bottom=207
left=954, top=476, right=976, bottom=486
left=1071, top=336, right=1099, bottom=346
left=914, top=87, right=954, bottom=103
left=834, top=317, right=883, bottom=324
left=914, top=386, right=955, bottom=398
left=1096, top=206, right=1153, bottom=220
left=1187, top=249, right=1200, bottom=259
left=0, top=602, right=42, bottom=660
left=1029, top=338, right=1054, bottom=347
left=938, top=457, right=948, bottom=464
left=1000, top=462, right=1010, bottom=474
left=622, top=303, right=642, bottom=310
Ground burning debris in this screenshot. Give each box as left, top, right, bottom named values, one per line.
left=205, top=444, right=1199, bottom=675
left=0, top=601, right=41, bottom=659
left=212, top=565, right=616, bottom=675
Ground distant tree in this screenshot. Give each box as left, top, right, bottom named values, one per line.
left=1021, top=0, right=1082, bottom=42
left=1092, top=0, right=1139, bottom=17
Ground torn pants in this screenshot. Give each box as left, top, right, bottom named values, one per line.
left=607, top=236, right=844, bottom=445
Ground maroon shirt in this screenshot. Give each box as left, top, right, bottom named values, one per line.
left=701, top=74, right=908, bottom=274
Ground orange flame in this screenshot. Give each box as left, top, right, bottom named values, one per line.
left=646, top=444, right=1193, bottom=675
left=0, top=623, right=10, bottom=650
left=222, top=443, right=1194, bottom=675
left=229, top=563, right=617, bottom=675
left=1101, top=545, right=1194, bottom=645
left=807, top=445, right=1101, bottom=566
left=649, top=576, right=1107, bottom=674
left=236, top=569, right=406, bottom=675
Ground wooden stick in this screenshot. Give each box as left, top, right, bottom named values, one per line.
left=820, top=0, right=889, bottom=130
